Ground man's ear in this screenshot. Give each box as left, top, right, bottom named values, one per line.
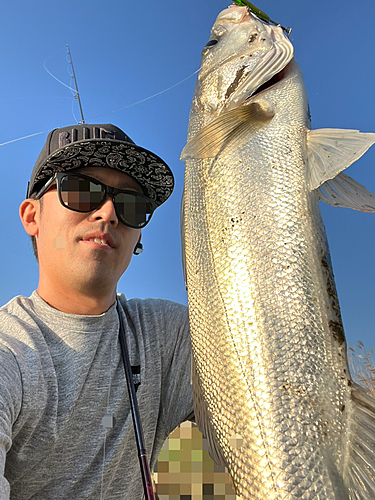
left=137, top=233, right=142, bottom=245
left=19, top=199, right=39, bottom=237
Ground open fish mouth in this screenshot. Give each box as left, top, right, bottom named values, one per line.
left=250, top=60, right=293, bottom=98
left=195, top=6, right=294, bottom=114
left=222, top=53, right=294, bottom=110
left=222, top=25, right=294, bottom=109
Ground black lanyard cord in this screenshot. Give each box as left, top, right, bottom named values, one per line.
left=116, top=298, right=155, bottom=500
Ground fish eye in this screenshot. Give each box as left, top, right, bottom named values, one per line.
left=205, top=39, right=218, bottom=47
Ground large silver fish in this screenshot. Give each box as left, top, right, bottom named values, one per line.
left=181, top=5, right=375, bottom=499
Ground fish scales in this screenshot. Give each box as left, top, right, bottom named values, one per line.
left=184, top=65, right=347, bottom=499
left=181, top=5, right=375, bottom=500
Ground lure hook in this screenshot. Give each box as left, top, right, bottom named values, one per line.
left=232, top=0, right=292, bottom=38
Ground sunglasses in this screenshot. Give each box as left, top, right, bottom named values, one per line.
left=33, top=172, right=156, bottom=229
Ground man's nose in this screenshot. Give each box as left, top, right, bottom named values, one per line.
left=91, top=195, right=119, bottom=226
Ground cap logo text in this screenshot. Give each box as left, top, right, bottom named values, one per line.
left=58, top=127, right=117, bottom=148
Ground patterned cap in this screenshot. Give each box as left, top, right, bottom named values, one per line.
left=27, top=123, right=174, bottom=207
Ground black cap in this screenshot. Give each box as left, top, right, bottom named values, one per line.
left=27, top=123, right=174, bottom=207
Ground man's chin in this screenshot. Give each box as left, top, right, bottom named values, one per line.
left=75, top=271, right=116, bottom=296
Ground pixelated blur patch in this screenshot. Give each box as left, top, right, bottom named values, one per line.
left=101, top=415, right=115, bottom=429
left=52, top=236, right=66, bottom=250
left=152, top=421, right=242, bottom=499
left=228, top=434, right=243, bottom=450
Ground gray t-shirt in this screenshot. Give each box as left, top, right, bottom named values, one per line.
left=0, top=291, right=194, bottom=499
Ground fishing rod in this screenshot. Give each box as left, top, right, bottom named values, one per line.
left=117, top=299, right=156, bottom=500
left=66, top=45, right=85, bottom=124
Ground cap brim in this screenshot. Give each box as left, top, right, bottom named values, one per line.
left=29, top=139, right=174, bottom=206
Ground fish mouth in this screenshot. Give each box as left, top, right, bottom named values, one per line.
left=222, top=58, right=293, bottom=111
left=250, top=61, right=293, bottom=98
left=222, top=31, right=294, bottom=110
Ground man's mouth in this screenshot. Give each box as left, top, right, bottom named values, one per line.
left=81, top=239, right=113, bottom=249
left=87, top=238, right=110, bottom=246
left=80, top=233, right=115, bottom=249
left=81, top=238, right=112, bottom=250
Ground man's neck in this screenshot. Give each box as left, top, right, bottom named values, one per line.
left=36, top=283, right=117, bottom=316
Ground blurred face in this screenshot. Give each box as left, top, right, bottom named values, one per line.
left=22, top=166, right=143, bottom=300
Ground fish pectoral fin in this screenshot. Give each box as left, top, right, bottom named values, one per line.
left=180, top=100, right=275, bottom=160
left=306, top=128, right=375, bottom=191
left=344, top=382, right=375, bottom=498
left=191, top=355, right=228, bottom=468
left=318, top=172, right=375, bottom=212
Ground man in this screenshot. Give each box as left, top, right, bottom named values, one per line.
left=0, top=123, right=194, bottom=499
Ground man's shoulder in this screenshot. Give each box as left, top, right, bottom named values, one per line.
left=119, top=294, right=188, bottom=318
left=0, top=293, right=44, bottom=361
left=0, top=291, right=37, bottom=312
left=0, top=295, right=35, bottom=391
left=118, top=294, right=189, bottom=341
left=0, top=294, right=25, bottom=312
left=0, top=294, right=33, bottom=329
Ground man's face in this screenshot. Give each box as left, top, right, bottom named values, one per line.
left=22, top=166, right=143, bottom=300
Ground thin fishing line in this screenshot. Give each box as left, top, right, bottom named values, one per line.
left=66, top=56, right=75, bottom=93
left=71, top=97, right=79, bottom=124
left=43, top=46, right=66, bottom=65
left=0, top=66, right=200, bottom=147
left=43, top=47, right=76, bottom=93
left=0, top=97, right=71, bottom=103
left=43, top=64, right=75, bottom=92
left=0, top=131, right=47, bottom=147
left=88, top=67, right=200, bottom=120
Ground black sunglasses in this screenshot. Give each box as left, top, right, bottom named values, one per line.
left=33, top=172, right=156, bottom=229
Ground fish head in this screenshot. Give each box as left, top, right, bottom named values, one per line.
left=193, top=5, right=294, bottom=117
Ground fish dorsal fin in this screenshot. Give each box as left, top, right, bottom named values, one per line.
left=180, top=100, right=274, bottom=160
left=191, top=354, right=228, bottom=468
left=318, top=172, right=375, bottom=212
left=344, top=382, right=375, bottom=499
left=306, top=128, right=375, bottom=191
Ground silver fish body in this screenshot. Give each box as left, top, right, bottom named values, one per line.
left=181, top=5, right=375, bottom=500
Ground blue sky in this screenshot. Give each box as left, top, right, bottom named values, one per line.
left=1, top=0, right=374, bottom=352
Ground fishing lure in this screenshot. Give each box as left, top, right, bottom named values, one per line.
left=232, top=0, right=292, bottom=36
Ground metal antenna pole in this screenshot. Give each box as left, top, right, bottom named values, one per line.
left=66, top=44, right=85, bottom=124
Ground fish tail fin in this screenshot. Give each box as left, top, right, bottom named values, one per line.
left=318, top=172, right=375, bottom=212
left=306, top=128, right=375, bottom=212
left=345, top=382, right=375, bottom=499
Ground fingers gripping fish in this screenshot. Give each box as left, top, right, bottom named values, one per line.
left=181, top=5, right=375, bottom=500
